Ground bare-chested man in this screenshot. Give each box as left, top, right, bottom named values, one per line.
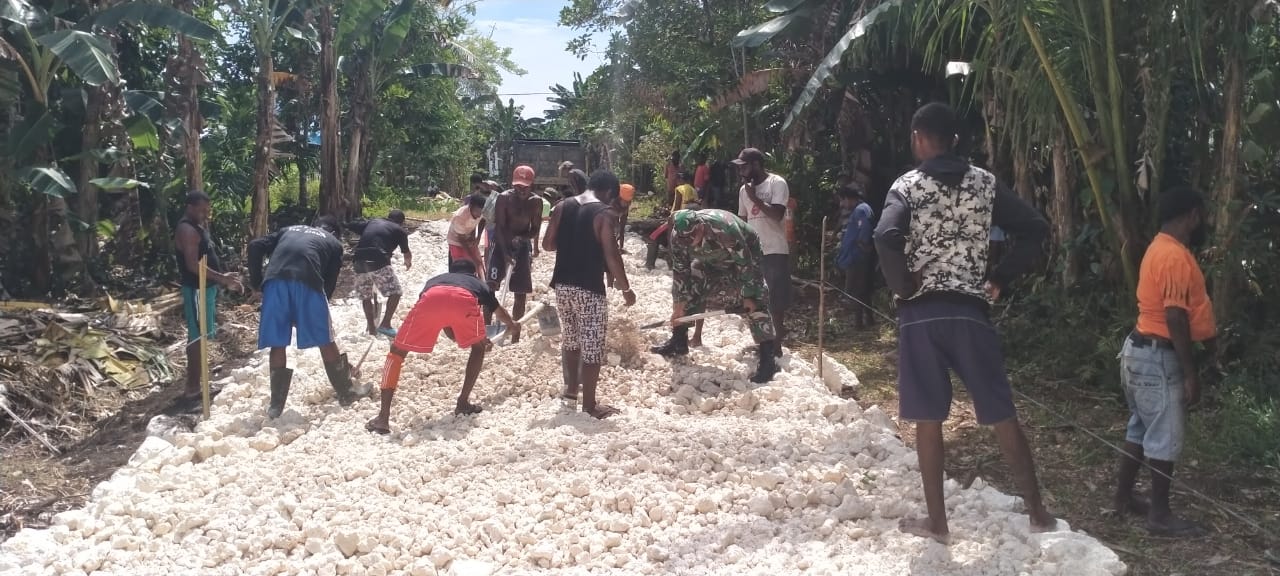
left=486, top=164, right=544, bottom=343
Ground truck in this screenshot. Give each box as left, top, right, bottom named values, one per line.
left=487, top=139, right=587, bottom=192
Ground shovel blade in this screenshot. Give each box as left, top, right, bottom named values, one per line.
left=537, top=304, right=561, bottom=336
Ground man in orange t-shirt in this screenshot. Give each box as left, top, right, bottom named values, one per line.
left=1113, top=186, right=1215, bottom=538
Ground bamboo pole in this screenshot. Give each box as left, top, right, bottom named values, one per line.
left=817, top=216, right=828, bottom=381
left=198, top=255, right=210, bottom=418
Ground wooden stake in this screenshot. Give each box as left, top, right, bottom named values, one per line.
left=198, top=255, right=210, bottom=419
left=818, top=216, right=828, bottom=381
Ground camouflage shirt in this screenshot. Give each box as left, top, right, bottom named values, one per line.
left=669, top=209, right=767, bottom=301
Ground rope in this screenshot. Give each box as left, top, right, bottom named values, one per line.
left=795, top=273, right=1278, bottom=543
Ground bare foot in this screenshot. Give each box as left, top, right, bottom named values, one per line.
left=689, top=337, right=703, bottom=348
left=454, top=402, right=484, bottom=416
left=899, top=517, right=950, bottom=545
left=586, top=404, right=620, bottom=419
left=365, top=417, right=390, bottom=435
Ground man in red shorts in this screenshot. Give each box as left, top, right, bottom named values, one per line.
left=365, top=259, right=518, bottom=434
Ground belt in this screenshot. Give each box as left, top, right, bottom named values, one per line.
left=1128, top=332, right=1173, bottom=350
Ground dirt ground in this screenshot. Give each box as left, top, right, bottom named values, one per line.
left=785, top=288, right=1280, bottom=576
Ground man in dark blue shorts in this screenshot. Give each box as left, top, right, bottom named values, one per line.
left=248, top=216, right=372, bottom=418
left=874, top=102, right=1056, bottom=544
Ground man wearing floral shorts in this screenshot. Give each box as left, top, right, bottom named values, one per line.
left=544, top=170, right=636, bottom=419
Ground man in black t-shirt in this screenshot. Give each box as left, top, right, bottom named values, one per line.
left=365, top=260, right=519, bottom=434
left=348, top=210, right=413, bottom=337
left=248, top=216, right=372, bottom=418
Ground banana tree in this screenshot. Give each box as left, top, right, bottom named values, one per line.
left=228, top=0, right=303, bottom=238
left=0, top=0, right=216, bottom=294
left=337, top=0, right=418, bottom=219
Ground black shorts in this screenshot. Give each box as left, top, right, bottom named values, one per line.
left=485, top=237, right=533, bottom=294
left=896, top=297, right=1016, bottom=425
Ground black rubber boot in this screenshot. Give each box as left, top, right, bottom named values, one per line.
left=751, top=341, right=780, bottom=383
left=267, top=367, right=293, bottom=418
left=651, top=325, right=690, bottom=357
left=644, top=240, right=659, bottom=270
left=324, top=354, right=373, bottom=407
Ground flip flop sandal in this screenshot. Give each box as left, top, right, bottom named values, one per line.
left=376, top=327, right=399, bottom=338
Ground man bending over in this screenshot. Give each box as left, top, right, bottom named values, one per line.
left=365, top=260, right=518, bottom=433
left=248, top=217, right=372, bottom=418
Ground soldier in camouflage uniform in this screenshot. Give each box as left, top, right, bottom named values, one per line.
left=651, top=209, right=780, bottom=383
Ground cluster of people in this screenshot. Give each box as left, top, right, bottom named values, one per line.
left=172, top=101, right=1216, bottom=544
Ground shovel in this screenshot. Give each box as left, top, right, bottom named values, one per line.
left=491, top=300, right=561, bottom=345
left=353, top=299, right=383, bottom=379
left=645, top=308, right=762, bottom=330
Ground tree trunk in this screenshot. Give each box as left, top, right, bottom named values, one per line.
left=179, top=11, right=204, bottom=194
left=76, top=87, right=105, bottom=260
left=345, top=53, right=373, bottom=220
left=250, top=49, right=275, bottom=238
left=1050, top=130, right=1080, bottom=285
left=1211, top=5, right=1247, bottom=323
left=319, top=1, right=343, bottom=218
left=32, top=194, right=50, bottom=296
left=1012, top=147, right=1035, bottom=203
left=297, top=158, right=308, bottom=210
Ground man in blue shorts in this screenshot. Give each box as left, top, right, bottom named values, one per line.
left=875, top=102, right=1056, bottom=544
left=248, top=216, right=372, bottom=418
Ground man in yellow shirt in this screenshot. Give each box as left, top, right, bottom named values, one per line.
left=672, top=171, right=700, bottom=212
left=1113, top=186, right=1214, bottom=538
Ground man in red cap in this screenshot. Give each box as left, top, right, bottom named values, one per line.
left=733, top=147, right=791, bottom=355
left=487, top=165, right=543, bottom=342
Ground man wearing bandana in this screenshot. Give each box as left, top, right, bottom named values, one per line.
left=650, top=209, right=779, bottom=383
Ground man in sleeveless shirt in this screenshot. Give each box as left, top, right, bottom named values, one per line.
left=543, top=170, right=636, bottom=419
left=174, top=191, right=243, bottom=411
left=874, top=102, right=1056, bottom=543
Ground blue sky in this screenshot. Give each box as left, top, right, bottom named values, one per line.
left=470, top=0, right=608, bottom=119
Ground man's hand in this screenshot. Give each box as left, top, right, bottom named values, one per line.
left=744, top=183, right=761, bottom=205
left=1184, top=374, right=1201, bottom=408
left=671, top=302, right=686, bottom=324
left=984, top=281, right=1002, bottom=301
left=742, top=298, right=757, bottom=314
left=622, top=289, right=636, bottom=307
left=404, top=254, right=413, bottom=270
left=220, top=273, right=245, bottom=294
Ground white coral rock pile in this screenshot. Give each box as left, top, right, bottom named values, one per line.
left=0, top=222, right=1126, bottom=576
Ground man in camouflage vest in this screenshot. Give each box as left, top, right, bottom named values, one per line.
left=650, top=209, right=779, bottom=383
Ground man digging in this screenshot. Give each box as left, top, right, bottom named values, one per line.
left=173, top=191, right=243, bottom=412
left=248, top=216, right=372, bottom=418
left=544, top=170, right=637, bottom=419
left=348, top=209, right=412, bottom=337
left=651, top=209, right=779, bottom=384
left=874, top=102, right=1055, bottom=543
left=366, top=260, right=518, bottom=433
left=486, top=165, right=544, bottom=340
